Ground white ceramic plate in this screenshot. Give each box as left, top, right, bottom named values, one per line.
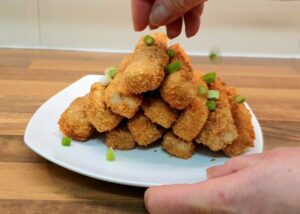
left=24, top=75, right=263, bottom=187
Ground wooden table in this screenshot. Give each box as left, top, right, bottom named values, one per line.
left=0, top=49, right=299, bottom=213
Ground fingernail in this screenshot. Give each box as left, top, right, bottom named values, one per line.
left=150, top=4, right=171, bottom=27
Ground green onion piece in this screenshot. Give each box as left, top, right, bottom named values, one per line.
left=209, top=48, right=222, bottom=64
left=209, top=52, right=218, bottom=61
left=198, top=86, right=207, bottom=95
left=202, top=72, right=217, bottom=84
left=144, top=35, right=155, bottom=46
left=207, top=90, right=220, bottom=100
left=61, top=136, right=71, bottom=146
left=166, top=61, right=182, bottom=74
left=106, top=147, right=115, bottom=161
left=234, top=95, right=246, bottom=103
left=206, top=100, right=217, bottom=111
left=167, top=48, right=175, bottom=58
left=105, top=66, right=117, bottom=79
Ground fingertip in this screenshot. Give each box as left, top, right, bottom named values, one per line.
left=144, top=187, right=152, bottom=213
left=206, top=164, right=223, bottom=179
left=131, top=0, right=153, bottom=32
left=184, top=7, right=201, bottom=38
left=166, top=17, right=183, bottom=39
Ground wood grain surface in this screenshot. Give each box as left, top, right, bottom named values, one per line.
left=0, top=48, right=299, bottom=214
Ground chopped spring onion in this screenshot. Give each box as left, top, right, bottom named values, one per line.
left=234, top=95, right=246, bottom=103
left=209, top=48, right=222, bottom=64
left=99, top=75, right=111, bottom=86
left=198, top=86, right=207, bottom=95
left=206, top=100, right=217, bottom=111
left=167, top=48, right=175, bottom=58
left=166, top=61, right=182, bottom=74
left=144, top=35, right=155, bottom=46
left=61, top=136, right=71, bottom=146
left=207, top=90, right=220, bottom=100
left=106, top=147, right=115, bottom=161
left=202, top=72, right=217, bottom=84
left=105, top=66, right=117, bottom=79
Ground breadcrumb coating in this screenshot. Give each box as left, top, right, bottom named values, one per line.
left=223, top=87, right=255, bottom=157
left=124, top=32, right=169, bottom=94
left=142, top=95, right=178, bottom=128
left=104, top=56, right=142, bottom=118
left=106, top=125, right=136, bottom=150
left=58, top=95, right=94, bottom=142
left=85, top=83, right=122, bottom=132
left=162, top=132, right=195, bottom=159
left=195, top=80, right=238, bottom=151
left=172, top=71, right=209, bottom=141
left=127, top=112, right=163, bottom=146
left=160, top=44, right=195, bottom=110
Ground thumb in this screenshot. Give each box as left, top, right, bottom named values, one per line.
left=144, top=175, right=239, bottom=214
left=207, top=153, right=262, bottom=179
left=149, top=0, right=203, bottom=27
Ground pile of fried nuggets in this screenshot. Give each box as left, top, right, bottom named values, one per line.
left=58, top=33, right=255, bottom=159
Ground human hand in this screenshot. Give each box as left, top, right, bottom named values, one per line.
left=144, top=147, right=300, bottom=214
left=131, top=0, right=206, bottom=39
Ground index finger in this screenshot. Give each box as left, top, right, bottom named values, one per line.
left=132, top=0, right=154, bottom=31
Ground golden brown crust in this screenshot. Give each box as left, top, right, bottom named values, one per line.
left=160, top=44, right=195, bottom=110
left=104, top=67, right=142, bottom=119
left=58, top=95, right=94, bottom=142
left=127, top=112, right=163, bottom=146
left=195, top=80, right=238, bottom=151
left=85, top=83, right=122, bottom=132
left=223, top=88, right=255, bottom=157
left=172, top=71, right=209, bottom=141
left=173, top=97, right=209, bottom=141
left=142, top=95, right=178, bottom=128
left=162, top=131, right=195, bottom=159
left=124, top=33, right=169, bottom=94
left=106, top=125, right=136, bottom=150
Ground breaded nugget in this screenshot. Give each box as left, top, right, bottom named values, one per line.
left=104, top=57, right=142, bottom=118
left=58, top=95, right=94, bottom=141
left=85, top=82, right=122, bottom=132
left=162, top=132, right=195, bottom=159
left=124, top=32, right=169, bottom=94
left=160, top=44, right=195, bottom=110
left=106, top=125, right=136, bottom=150
left=172, top=71, right=209, bottom=141
left=223, top=87, right=255, bottom=157
left=142, top=95, right=178, bottom=128
left=127, top=112, right=163, bottom=146
left=195, top=80, right=238, bottom=151
left=173, top=97, right=209, bottom=141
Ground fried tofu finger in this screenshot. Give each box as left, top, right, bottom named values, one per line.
left=142, top=95, right=178, bottom=128
left=58, top=95, right=94, bottom=142
left=85, top=83, right=122, bottom=132
left=124, top=32, right=169, bottom=94
left=104, top=56, right=142, bottom=118
left=160, top=44, right=195, bottom=110
left=162, top=132, right=195, bottom=159
left=223, top=88, right=255, bottom=157
left=172, top=72, right=209, bottom=141
left=127, top=112, right=163, bottom=146
left=106, top=125, right=136, bottom=150
left=195, top=80, right=238, bottom=151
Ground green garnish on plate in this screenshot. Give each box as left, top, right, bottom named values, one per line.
left=61, top=136, right=71, bottom=146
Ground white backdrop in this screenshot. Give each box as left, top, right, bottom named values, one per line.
left=0, top=0, right=300, bottom=58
